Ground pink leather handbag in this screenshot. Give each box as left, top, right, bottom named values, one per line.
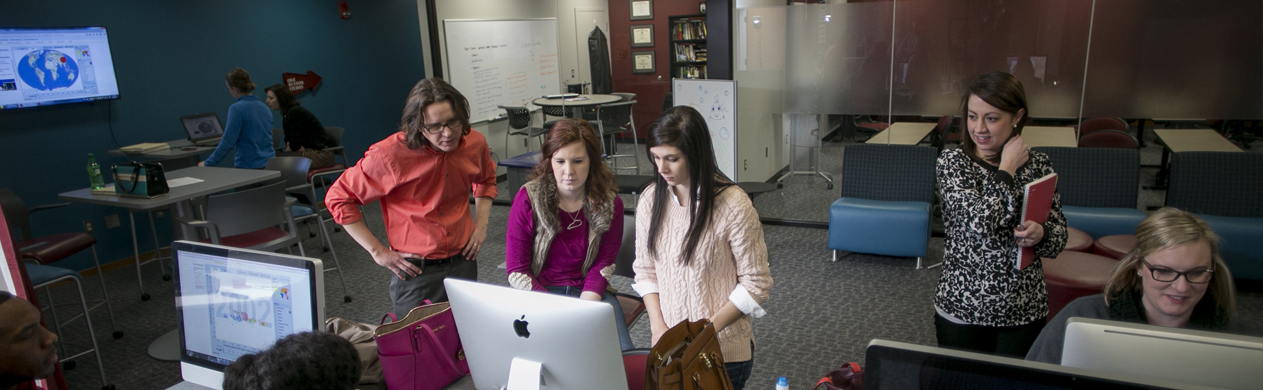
left=373, top=301, right=469, bottom=390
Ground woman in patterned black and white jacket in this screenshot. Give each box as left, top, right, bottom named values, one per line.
left=934, top=71, right=1068, bottom=358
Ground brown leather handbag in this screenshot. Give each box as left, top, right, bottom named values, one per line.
left=645, top=319, right=734, bottom=390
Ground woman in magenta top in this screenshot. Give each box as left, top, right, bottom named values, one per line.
left=504, top=118, right=632, bottom=350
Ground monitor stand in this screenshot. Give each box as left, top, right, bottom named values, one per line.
left=507, top=357, right=543, bottom=390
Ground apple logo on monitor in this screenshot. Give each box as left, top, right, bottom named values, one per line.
left=513, top=315, right=530, bottom=338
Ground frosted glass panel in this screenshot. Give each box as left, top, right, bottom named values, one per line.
left=1082, top=0, right=1262, bottom=119
left=783, top=3, right=894, bottom=115
left=891, top=0, right=1092, bottom=118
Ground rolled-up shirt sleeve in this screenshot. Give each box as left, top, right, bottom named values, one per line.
left=727, top=192, right=771, bottom=315
left=325, top=147, right=396, bottom=225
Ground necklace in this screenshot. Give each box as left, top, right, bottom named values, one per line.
left=565, top=208, right=583, bottom=230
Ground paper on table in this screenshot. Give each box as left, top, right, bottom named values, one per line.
left=166, top=177, right=205, bottom=188
left=507, top=357, right=542, bottom=390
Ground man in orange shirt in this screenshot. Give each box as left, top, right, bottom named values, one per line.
left=326, top=78, right=497, bottom=317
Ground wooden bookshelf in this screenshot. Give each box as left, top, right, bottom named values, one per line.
left=669, top=14, right=708, bottom=79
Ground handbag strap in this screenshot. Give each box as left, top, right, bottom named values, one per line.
left=379, top=300, right=434, bottom=325
left=418, top=322, right=462, bottom=373
left=117, top=162, right=142, bottom=193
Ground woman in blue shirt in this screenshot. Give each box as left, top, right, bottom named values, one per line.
left=200, top=68, right=275, bottom=169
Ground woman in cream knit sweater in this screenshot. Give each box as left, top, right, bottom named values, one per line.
left=632, top=106, right=773, bottom=390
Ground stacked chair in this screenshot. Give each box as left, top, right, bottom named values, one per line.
left=265, top=157, right=352, bottom=302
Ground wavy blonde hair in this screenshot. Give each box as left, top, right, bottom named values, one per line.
left=1103, top=207, right=1235, bottom=318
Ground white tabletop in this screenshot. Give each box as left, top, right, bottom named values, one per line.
left=58, top=166, right=280, bottom=212
left=1023, top=126, right=1078, bottom=148
left=866, top=122, right=937, bottom=145
left=108, top=139, right=216, bottom=159
left=1154, top=129, right=1242, bottom=153
left=531, top=94, right=621, bottom=107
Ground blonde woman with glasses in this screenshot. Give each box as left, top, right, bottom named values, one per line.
left=1026, top=207, right=1245, bottom=364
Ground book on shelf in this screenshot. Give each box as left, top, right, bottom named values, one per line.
left=1015, top=172, right=1058, bottom=270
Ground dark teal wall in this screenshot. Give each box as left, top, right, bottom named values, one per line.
left=0, top=0, right=427, bottom=271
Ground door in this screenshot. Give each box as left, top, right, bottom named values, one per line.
left=574, top=8, right=610, bottom=91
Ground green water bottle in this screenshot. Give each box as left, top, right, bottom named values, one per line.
left=87, top=153, right=105, bottom=190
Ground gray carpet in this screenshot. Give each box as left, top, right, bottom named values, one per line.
left=39, top=198, right=1263, bottom=389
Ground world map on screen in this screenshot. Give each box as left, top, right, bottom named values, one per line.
left=18, top=49, right=79, bottom=91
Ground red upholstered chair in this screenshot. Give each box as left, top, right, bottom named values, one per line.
left=1078, top=130, right=1138, bottom=149
left=623, top=348, right=651, bottom=390
left=306, top=126, right=349, bottom=184
left=854, top=115, right=889, bottom=142
left=1043, top=251, right=1119, bottom=321
left=1093, top=234, right=1137, bottom=260
left=0, top=188, right=121, bottom=339
left=612, top=215, right=646, bottom=329
left=175, top=181, right=305, bottom=255
left=1078, top=117, right=1127, bottom=136
left=1065, top=227, right=1093, bottom=252
left=935, top=115, right=961, bottom=149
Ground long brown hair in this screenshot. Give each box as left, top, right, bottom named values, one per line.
left=645, top=106, right=734, bottom=264
left=225, top=67, right=255, bottom=93
left=960, top=71, right=1027, bottom=164
left=1103, top=207, right=1236, bottom=319
left=530, top=119, right=616, bottom=207
left=400, top=78, right=471, bottom=150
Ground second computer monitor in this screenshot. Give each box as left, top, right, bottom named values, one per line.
left=1063, top=317, right=1263, bottom=390
left=444, top=279, right=627, bottom=390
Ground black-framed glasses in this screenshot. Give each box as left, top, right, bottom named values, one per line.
left=421, top=118, right=462, bottom=135
left=1140, top=258, right=1213, bottom=284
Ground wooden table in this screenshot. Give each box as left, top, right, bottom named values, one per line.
left=1023, top=126, right=1078, bottom=148
left=1150, top=129, right=1242, bottom=189
left=865, top=122, right=937, bottom=145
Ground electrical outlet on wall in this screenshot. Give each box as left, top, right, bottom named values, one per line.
left=156, top=210, right=165, bottom=218
left=83, top=220, right=93, bottom=233
left=744, top=159, right=748, bottom=171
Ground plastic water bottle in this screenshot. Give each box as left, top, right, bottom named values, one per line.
left=776, top=376, right=789, bottom=390
left=87, top=153, right=105, bottom=190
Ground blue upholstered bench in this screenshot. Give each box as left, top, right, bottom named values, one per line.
left=829, top=198, right=931, bottom=260
left=1062, top=206, right=1148, bottom=239
left=1196, top=214, right=1263, bottom=281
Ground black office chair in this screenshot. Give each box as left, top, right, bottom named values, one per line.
left=498, top=105, right=549, bottom=157
left=595, top=100, right=640, bottom=173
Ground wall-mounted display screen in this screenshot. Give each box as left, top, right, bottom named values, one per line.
left=0, top=27, right=120, bottom=110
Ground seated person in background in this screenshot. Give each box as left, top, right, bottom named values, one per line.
left=1026, top=207, right=1243, bottom=364
left=504, top=118, right=633, bottom=351
left=201, top=67, right=276, bottom=169
left=223, top=331, right=360, bottom=390
left=265, top=84, right=335, bottom=170
left=0, top=291, right=59, bottom=390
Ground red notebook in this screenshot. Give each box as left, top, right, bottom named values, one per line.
left=1016, top=173, right=1058, bottom=270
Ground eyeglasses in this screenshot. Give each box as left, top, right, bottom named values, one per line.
left=1140, top=258, right=1213, bottom=284
left=421, top=118, right=462, bottom=135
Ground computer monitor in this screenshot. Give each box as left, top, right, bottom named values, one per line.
left=180, top=112, right=225, bottom=145
left=444, top=279, right=627, bottom=390
left=1063, top=317, right=1263, bottom=390
left=173, top=240, right=325, bottom=390
left=865, top=339, right=1194, bottom=390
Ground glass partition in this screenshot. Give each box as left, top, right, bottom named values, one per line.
left=734, top=0, right=1262, bottom=223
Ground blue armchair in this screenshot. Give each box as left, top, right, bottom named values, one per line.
left=828, top=144, right=938, bottom=268
left=1034, top=147, right=1147, bottom=239
left=1166, top=151, right=1263, bottom=281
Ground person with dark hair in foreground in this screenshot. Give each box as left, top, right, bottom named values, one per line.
left=325, top=78, right=497, bottom=317
left=0, top=291, right=59, bottom=390
left=632, top=106, right=772, bottom=390
left=934, top=71, right=1068, bottom=357
left=222, top=331, right=360, bottom=390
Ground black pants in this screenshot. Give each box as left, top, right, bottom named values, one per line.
left=388, top=254, right=477, bottom=317
left=934, top=313, right=1046, bottom=358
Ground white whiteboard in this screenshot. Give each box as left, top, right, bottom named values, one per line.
left=673, top=79, right=738, bottom=180
left=443, top=18, right=562, bottom=123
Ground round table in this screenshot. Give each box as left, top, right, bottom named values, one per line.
left=1065, top=227, right=1093, bottom=252
left=1093, top=234, right=1137, bottom=260
left=532, top=94, right=622, bottom=118
left=1043, top=251, right=1119, bottom=321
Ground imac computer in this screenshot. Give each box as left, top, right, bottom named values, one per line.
left=173, top=241, right=325, bottom=390
left=1063, top=317, right=1263, bottom=390
left=444, top=279, right=627, bottom=390
left=865, top=339, right=1202, bottom=390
